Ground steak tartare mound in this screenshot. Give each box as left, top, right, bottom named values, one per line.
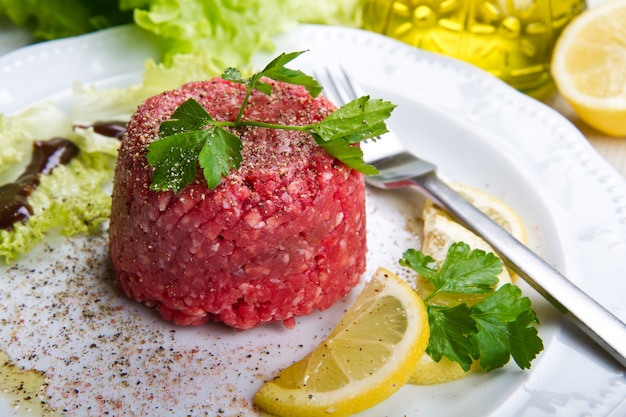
left=109, top=78, right=366, bottom=329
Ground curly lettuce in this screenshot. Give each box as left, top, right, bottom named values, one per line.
left=126, top=0, right=360, bottom=67
left=0, top=104, right=73, bottom=176
left=2, top=0, right=360, bottom=68
left=0, top=103, right=116, bottom=263
left=0, top=153, right=113, bottom=263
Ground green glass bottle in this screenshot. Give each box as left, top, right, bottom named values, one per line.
left=361, top=0, right=586, bottom=99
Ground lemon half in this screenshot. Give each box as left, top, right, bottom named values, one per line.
left=552, top=0, right=626, bottom=137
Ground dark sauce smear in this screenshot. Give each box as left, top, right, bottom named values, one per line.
left=77, top=121, right=127, bottom=139
left=0, top=138, right=80, bottom=231
left=0, top=121, right=127, bottom=232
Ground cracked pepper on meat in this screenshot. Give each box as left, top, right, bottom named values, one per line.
left=108, top=78, right=367, bottom=330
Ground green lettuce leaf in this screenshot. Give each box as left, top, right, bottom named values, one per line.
left=0, top=152, right=113, bottom=264
left=0, top=103, right=116, bottom=263
left=130, top=0, right=298, bottom=67
left=0, top=0, right=133, bottom=40
left=2, top=0, right=361, bottom=64
left=71, top=52, right=224, bottom=125
left=127, top=0, right=360, bottom=67
left=0, top=103, right=73, bottom=177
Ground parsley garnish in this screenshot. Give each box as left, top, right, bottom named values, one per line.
left=400, top=242, right=544, bottom=372
left=147, top=51, right=395, bottom=193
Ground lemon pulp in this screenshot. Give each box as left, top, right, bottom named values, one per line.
left=552, top=0, right=626, bottom=136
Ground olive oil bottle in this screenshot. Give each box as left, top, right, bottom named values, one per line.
left=361, top=0, right=586, bottom=99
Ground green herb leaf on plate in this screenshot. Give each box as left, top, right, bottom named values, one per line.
left=426, top=303, right=477, bottom=371
left=401, top=242, right=502, bottom=302
left=400, top=242, right=544, bottom=372
left=470, top=284, right=542, bottom=371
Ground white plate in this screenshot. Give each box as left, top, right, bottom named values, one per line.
left=1, top=24, right=626, bottom=417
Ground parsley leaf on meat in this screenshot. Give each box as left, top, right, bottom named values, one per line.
left=147, top=98, right=243, bottom=193
left=223, top=51, right=322, bottom=98
left=147, top=51, right=393, bottom=193
left=309, top=96, right=394, bottom=175
left=400, top=242, right=544, bottom=372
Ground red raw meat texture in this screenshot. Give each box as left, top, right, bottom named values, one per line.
left=109, top=78, right=366, bottom=330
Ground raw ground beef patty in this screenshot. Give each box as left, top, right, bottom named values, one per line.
left=109, top=78, right=366, bottom=329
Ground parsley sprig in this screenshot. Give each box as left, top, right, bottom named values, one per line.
left=400, top=242, right=544, bottom=372
left=147, top=51, right=395, bottom=193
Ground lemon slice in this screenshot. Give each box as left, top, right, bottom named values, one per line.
left=254, top=267, right=429, bottom=417
left=409, top=183, right=526, bottom=385
left=421, top=183, right=527, bottom=285
left=451, top=183, right=527, bottom=247
left=417, top=206, right=514, bottom=304
left=551, top=0, right=626, bottom=137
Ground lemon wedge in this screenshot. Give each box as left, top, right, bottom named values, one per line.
left=409, top=183, right=526, bottom=385
left=254, top=267, right=429, bottom=417
left=551, top=0, right=626, bottom=137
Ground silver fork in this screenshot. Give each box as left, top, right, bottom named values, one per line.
left=315, top=67, right=626, bottom=368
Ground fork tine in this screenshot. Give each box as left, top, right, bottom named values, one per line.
left=336, top=66, right=363, bottom=101
left=313, top=69, right=339, bottom=106
left=314, top=67, right=356, bottom=107
left=317, top=66, right=412, bottom=164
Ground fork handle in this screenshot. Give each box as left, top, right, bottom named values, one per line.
left=411, top=172, right=626, bottom=369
